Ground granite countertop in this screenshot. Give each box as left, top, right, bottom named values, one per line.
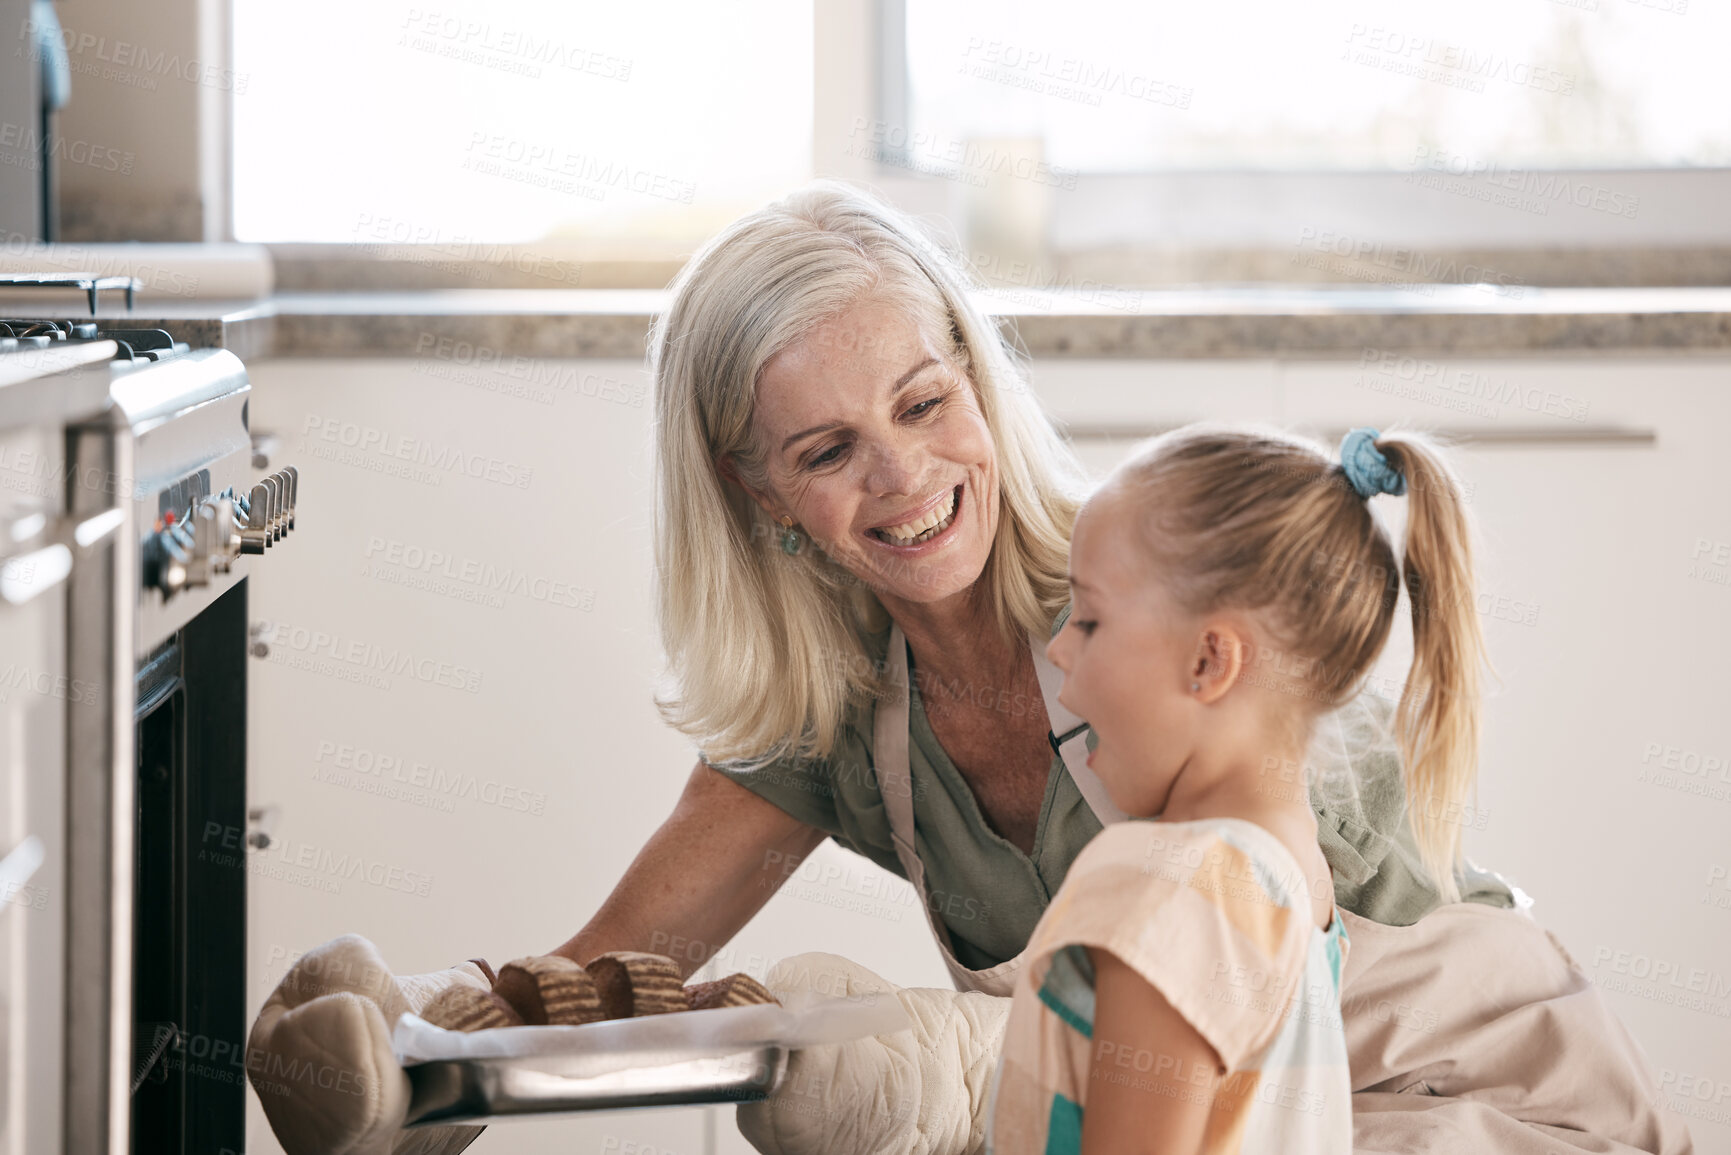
left=35, top=286, right=1731, bottom=360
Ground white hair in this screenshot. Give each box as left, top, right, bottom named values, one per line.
left=649, top=179, right=1089, bottom=768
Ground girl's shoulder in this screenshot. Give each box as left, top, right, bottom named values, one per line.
left=1027, top=816, right=1322, bottom=1071
left=1070, top=816, right=1315, bottom=912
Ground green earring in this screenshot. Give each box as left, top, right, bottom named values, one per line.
left=779, top=515, right=804, bottom=555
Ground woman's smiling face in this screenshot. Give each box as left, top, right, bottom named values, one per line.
left=734, top=296, right=1000, bottom=607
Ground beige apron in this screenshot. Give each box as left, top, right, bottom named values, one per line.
left=872, top=620, right=1127, bottom=997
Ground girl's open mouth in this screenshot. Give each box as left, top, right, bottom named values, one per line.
left=866, top=483, right=963, bottom=550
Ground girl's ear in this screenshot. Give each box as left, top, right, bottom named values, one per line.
left=1191, top=623, right=1247, bottom=703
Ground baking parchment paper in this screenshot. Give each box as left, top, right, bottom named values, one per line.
left=394, top=987, right=910, bottom=1076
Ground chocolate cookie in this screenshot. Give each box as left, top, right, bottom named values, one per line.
left=587, top=951, right=686, bottom=1018
left=492, top=955, right=604, bottom=1026
left=684, top=972, right=779, bottom=1010
left=421, top=984, right=523, bottom=1031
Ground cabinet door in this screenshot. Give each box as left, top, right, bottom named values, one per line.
left=0, top=424, right=70, bottom=1155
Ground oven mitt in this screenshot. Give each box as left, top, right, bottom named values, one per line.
left=246, top=933, right=490, bottom=1155
left=737, top=953, right=1009, bottom=1155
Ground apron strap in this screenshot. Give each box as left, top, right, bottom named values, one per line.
left=872, top=617, right=1124, bottom=995
left=874, top=622, right=924, bottom=877
left=874, top=621, right=1015, bottom=994
left=876, top=620, right=1127, bottom=863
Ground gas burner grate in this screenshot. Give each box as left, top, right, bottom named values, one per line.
left=0, top=318, right=187, bottom=361
left=0, top=271, right=141, bottom=313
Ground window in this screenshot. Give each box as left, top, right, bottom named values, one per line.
left=905, top=0, right=1729, bottom=172
left=232, top=1, right=812, bottom=248
left=232, top=0, right=1730, bottom=263
left=885, top=0, right=1731, bottom=256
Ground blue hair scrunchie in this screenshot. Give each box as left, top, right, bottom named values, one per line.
left=1339, top=427, right=1406, bottom=499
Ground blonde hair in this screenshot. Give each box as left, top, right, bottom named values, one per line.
left=1109, top=424, right=1489, bottom=902
left=649, top=180, right=1089, bottom=769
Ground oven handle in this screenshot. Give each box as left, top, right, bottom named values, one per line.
left=0, top=506, right=125, bottom=607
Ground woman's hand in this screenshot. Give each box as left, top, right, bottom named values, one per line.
left=549, top=758, right=827, bottom=977
left=247, top=934, right=490, bottom=1155
left=1081, top=948, right=1221, bottom=1155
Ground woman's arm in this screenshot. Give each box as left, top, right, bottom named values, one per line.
left=1081, top=948, right=1222, bottom=1155
left=548, top=758, right=828, bottom=978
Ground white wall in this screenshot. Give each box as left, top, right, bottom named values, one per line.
left=241, top=348, right=1731, bottom=1154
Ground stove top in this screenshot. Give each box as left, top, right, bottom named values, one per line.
left=0, top=296, right=299, bottom=653
left=0, top=317, right=189, bottom=361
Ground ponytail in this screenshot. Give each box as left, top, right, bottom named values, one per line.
left=1113, top=423, right=1491, bottom=905
left=1376, top=432, right=1490, bottom=903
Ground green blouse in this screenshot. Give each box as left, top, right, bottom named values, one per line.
left=708, top=603, right=1512, bottom=972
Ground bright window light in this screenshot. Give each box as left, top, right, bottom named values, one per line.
left=233, top=1, right=812, bottom=245
left=907, top=0, right=1731, bottom=172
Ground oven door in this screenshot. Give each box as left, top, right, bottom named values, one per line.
left=129, top=578, right=247, bottom=1155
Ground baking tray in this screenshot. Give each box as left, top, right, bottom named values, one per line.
left=402, top=1044, right=788, bottom=1126
left=394, top=984, right=908, bottom=1127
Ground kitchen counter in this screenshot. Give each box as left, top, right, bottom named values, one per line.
left=27, top=286, right=1731, bottom=360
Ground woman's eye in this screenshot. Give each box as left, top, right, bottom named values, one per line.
left=1073, top=619, right=1096, bottom=635
left=804, top=396, right=941, bottom=470
left=807, top=444, right=845, bottom=469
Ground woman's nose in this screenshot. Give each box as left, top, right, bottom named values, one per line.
left=861, top=441, right=925, bottom=496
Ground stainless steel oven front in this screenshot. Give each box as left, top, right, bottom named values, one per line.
left=1, top=306, right=298, bottom=1155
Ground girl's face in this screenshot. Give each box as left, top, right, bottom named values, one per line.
left=736, top=297, right=1000, bottom=607
left=1045, top=486, right=1206, bottom=818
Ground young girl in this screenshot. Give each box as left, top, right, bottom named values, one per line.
left=988, top=424, right=1488, bottom=1154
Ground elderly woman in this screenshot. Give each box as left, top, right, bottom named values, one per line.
left=251, top=182, right=1687, bottom=1155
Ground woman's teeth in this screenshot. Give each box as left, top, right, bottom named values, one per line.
left=871, top=488, right=958, bottom=545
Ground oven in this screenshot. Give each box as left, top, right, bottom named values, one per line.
left=0, top=280, right=298, bottom=1154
